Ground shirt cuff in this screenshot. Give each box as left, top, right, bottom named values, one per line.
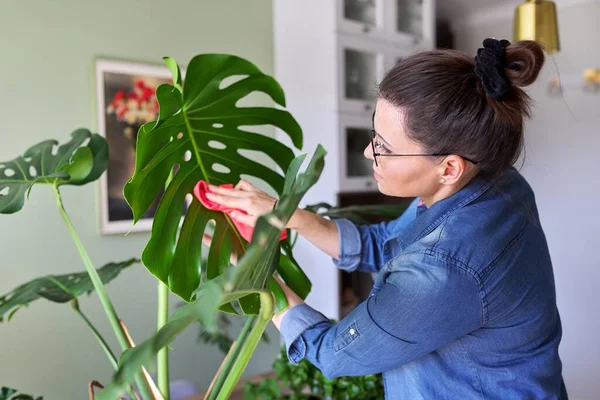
left=332, top=219, right=362, bottom=272
left=280, top=304, right=329, bottom=364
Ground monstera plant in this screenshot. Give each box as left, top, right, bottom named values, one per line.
left=0, top=52, right=322, bottom=400
left=0, top=53, right=407, bottom=400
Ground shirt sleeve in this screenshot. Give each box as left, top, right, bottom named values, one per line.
left=279, top=253, right=483, bottom=379
left=332, top=198, right=420, bottom=273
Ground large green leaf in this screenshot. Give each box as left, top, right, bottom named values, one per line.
left=0, top=259, right=138, bottom=322
left=0, top=387, right=42, bottom=400
left=97, top=145, right=327, bottom=400
left=0, top=129, right=108, bottom=214
left=305, top=202, right=411, bottom=225
left=123, top=54, right=304, bottom=305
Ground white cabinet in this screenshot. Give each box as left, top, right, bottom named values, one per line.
left=338, top=35, right=389, bottom=114
left=339, top=113, right=379, bottom=192
left=273, top=0, right=435, bottom=320
left=386, top=0, right=436, bottom=49
left=337, top=0, right=387, bottom=40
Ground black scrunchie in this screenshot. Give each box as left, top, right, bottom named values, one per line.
left=474, top=38, right=511, bottom=100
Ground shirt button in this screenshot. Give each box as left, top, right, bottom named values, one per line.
left=349, top=328, right=356, bottom=335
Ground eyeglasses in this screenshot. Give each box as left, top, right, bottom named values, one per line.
left=370, top=130, right=479, bottom=167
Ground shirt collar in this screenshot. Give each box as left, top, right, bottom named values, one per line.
left=400, top=173, right=496, bottom=248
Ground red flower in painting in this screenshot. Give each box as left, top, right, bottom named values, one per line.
left=106, top=79, right=160, bottom=145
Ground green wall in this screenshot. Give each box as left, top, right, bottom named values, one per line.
left=0, top=1, right=280, bottom=398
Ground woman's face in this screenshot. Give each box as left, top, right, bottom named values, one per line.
left=364, top=99, right=443, bottom=199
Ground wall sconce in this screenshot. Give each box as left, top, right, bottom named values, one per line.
left=549, top=69, right=600, bottom=95
left=514, top=0, right=560, bottom=54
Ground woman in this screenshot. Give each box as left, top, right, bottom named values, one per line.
left=205, top=38, right=568, bottom=399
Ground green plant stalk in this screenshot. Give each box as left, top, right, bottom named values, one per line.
left=214, top=291, right=274, bottom=400
left=71, top=300, right=138, bottom=400
left=53, top=185, right=155, bottom=400
left=206, top=315, right=257, bottom=400
left=157, top=281, right=170, bottom=399
left=71, top=299, right=119, bottom=370
left=157, top=167, right=174, bottom=399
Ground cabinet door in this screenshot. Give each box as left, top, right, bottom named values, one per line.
left=339, top=113, right=379, bottom=192
left=385, top=0, right=435, bottom=49
left=338, top=35, right=387, bottom=114
left=337, top=0, right=386, bottom=40
left=384, top=47, right=413, bottom=73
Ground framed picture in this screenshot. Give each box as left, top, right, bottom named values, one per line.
left=94, top=58, right=186, bottom=235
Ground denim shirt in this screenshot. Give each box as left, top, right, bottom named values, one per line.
left=280, top=168, right=568, bottom=399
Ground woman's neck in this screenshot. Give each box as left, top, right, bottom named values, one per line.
left=421, top=169, right=479, bottom=208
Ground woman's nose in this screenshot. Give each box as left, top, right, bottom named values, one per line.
left=364, top=143, right=373, bottom=160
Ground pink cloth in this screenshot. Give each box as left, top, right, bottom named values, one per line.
left=193, top=180, right=287, bottom=242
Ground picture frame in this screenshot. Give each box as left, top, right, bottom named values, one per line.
left=94, top=57, right=186, bottom=235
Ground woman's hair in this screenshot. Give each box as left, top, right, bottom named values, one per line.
left=377, top=40, right=545, bottom=179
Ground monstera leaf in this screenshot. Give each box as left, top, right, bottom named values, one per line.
left=0, top=129, right=108, bottom=214
left=0, top=387, right=42, bottom=400
left=305, top=202, right=411, bottom=225
left=97, top=145, right=326, bottom=400
left=0, top=259, right=138, bottom=322
left=123, top=54, right=306, bottom=306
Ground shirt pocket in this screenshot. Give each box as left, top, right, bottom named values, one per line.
left=333, top=321, right=360, bottom=353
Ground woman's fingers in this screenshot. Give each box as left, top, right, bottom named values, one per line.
left=202, top=233, right=213, bottom=247
left=235, top=179, right=255, bottom=191
left=230, top=211, right=257, bottom=227
left=205, top=192, right=247, bottom=209
left=208, top=184, right=248, bottom=198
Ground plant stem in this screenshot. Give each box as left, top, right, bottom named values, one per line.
left=205, top=315, right=256, bottom=400
left=71, top=300, right=139, bottom=400
left=156, top=168, right=174, bottom=399
left=157, top=281, right=170, bottom=399
left=53, top=185, right=156, bottom=400
left=71, top=299, right=119, bottom=370
left=207, top=291, right=274, bottom=400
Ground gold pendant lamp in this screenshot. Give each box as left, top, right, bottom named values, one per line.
left=514, top=0, right=560, bottom=53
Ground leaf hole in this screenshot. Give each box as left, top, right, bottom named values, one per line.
left=0, top=186, right=9, bottom=196
left=74, top=277, right=82, bottom=283
left=29, top=166, right=37, bottom=177
left=238, top=149, right=279, bottom=173
left=39, top=287, right=46, bottom=292
left=208, top=141, right=226, bottom=150
left=240, top=175, right=278, bottom=195
left=24, top=157, right=32, bottom=162
left=212, top=163, right=231, bottom=174
left=4, top=168, right=15, bottom=177
left=51, top=145, right=59, bottom=156
left=184, top=150, right=192, bottom=162
left=67, top=275, right=76, bottom=280
left=219, top=75, right=249, bottom=90
left=212, top=123, right=224, bottom=129
left=177, top=132, right=184, bottom=140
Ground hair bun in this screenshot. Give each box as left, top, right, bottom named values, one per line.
left=505, top=40, right=546, bottom=87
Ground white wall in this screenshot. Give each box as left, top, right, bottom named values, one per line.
left=452, top=3, right=600, bottom=399
left=0, top=1, right=281, bottom=399
left=273, top=0, right=341, bottom=320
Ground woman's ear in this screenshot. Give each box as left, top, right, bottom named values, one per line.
left=439, top=155, right=466, bottom=185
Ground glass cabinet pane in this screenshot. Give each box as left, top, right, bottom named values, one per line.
left=346, top=127, right=372, bottom=177
left=396, top=0, right=423, bottom=38
left=345, top=49, right=377, bottom=101
left=344, top=0, right=377, bottom=26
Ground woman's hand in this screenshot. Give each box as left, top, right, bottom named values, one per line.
left=205, top=180, right=278, bottom=229
left=202, top=232, right=304, bottom=330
